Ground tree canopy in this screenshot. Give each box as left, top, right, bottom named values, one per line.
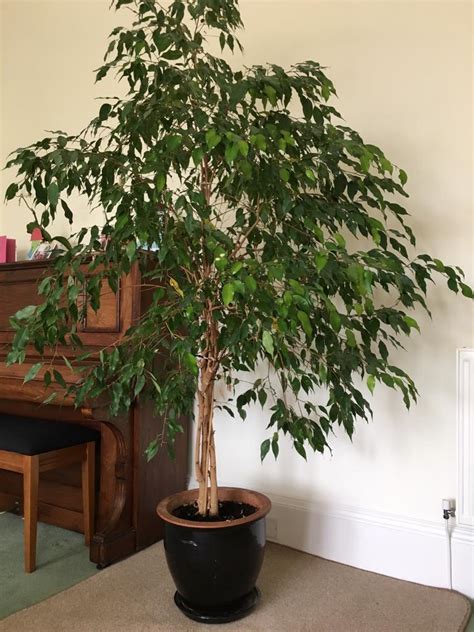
left=4, top=0, right=472, bottom=467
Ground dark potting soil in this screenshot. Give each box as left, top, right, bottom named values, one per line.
left=172, top=500, right=257, bottom=523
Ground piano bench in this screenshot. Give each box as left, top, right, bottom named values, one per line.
left=0, top=414, right=100, bottom=573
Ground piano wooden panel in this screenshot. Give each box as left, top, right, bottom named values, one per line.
left=0, top=260, right=189, bottom=567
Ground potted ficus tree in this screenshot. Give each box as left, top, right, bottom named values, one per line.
left=4, top=0, right=472, bottom=624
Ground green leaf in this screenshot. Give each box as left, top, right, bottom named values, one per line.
left=126, top=240, right=136, bottom=261
left=315, top=252, right=328, bottom=272
left=191, top=147, right=204, bottom=166
left=279, top=168, right=290, bottom=182
left=205, top=129, right=222, bottom=150
left=399, top=169, right=408, bottom=185
left=15, top=305, right=37, bottom=320
left=359, top=150, right=372, bottom=173
left=367, top=374, right=376, bottom=394
left=305, top=168, right=316, bottom=182
left=161, top=49, right=181, bottom=60
left=182, top=352, right=198, bottom=376
left=62, top=355, right=73, bottom=371
left=169, top=277, right=184, bottom=298
left=38, top=276, right=51, bottom=295
left=5, top=183, right=18, bottom=201
left=156, top=173, right=166, bottom=192
left=145, top=438, right=159, bottom=462
left=403, top=316, right=420, bottom=332
left=54, top=236, right=71, bottom=250
left=380, top=157, right=393, bottom=174
left=61, top=199, right=74, bottom=223
left=214, top=252, right=228, bottom=271
left=260, top=439, right=271, bottom=462
left=301, top=96, right=313, bottom=120
left=333, top=173, right=346, bottom=196
left=294, top=442, right=307, bottom=460
left=319, top=363, right=327, bottom=384
left=152, top=31, right=171, bottom=53
left=99, top=103, right=112, bottom=121
left=238, top=159, right=252, bottom=179
left=238, top=140, right=249, bottom=157
left=245, top=275, right=257, bottom=292
left=222, top=283, right=235, bottom=305
left=297, top=310, right=313, bottom=338
left=321, top=81, right=331, bottom=101
left=345, top=329, right=357, bottom=347
left=271, top=433, right=279, bottom=459
left=47, top=182, right=59, bottom=207
left=134, top=374, right=146, bottom=398
left=53, top=369, right=67, bottom=389
left=43, top=392, right=57, bottom=405
left=225, top=142, right=239, bottom=164
left=252, top=134, right=267, bottom=151
left=329, top=310, right=341, bottom=332
left=334, top=233, right=346, bottom=248
left=447, top=277, right=458, bottom=293
left=262, top=330, right=274, bottom=356
left=24, top=362, right=43, bottom=383
left=166, top=134, right=182, bottom=151
left=230, top=82, right=248, bottom=106
left=264, top=85, right=277, bottom=105
left=33, top=180, right=47, bottom=205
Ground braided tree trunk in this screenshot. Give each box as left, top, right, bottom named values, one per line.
left=195, top=308, right=219, bottom=516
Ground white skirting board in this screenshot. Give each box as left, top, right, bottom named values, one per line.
left=266, top=493, right=474, bottom=598
left=186, top=476, right=474, bottom=598
left=458, top=349, right=474, bottom=529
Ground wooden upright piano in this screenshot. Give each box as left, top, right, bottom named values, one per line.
left=0, top=260, right=189, bottom=567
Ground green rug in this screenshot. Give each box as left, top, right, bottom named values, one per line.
left=0, top=512, right=98, bottom=620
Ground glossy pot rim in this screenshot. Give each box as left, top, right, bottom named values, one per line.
left=157, top=486, right=271, bottom=530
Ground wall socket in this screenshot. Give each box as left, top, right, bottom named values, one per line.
left=442, top=498, right=456, bottom=511
left=442, top=498, right=456, bottom=519
left=266, top=517, right=278, bottom=541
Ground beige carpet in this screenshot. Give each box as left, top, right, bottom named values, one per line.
left=0, top=542, right=470, bottom=632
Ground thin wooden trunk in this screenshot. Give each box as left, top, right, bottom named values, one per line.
left=195, top=310, right=219, bottom=516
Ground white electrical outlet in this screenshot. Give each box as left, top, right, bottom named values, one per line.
left=442, top=498, right=456, bottom=511
left=266, top=517, right=278, bottom=541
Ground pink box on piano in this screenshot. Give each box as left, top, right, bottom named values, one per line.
left=0, top=236, right=16, bottom=263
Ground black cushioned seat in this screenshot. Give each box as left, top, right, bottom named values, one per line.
left=0, top=414, right=100, bottom=456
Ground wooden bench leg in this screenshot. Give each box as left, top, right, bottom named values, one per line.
left=81, top=442, right=95, bottom=547
left=23, top=455, right=39, bottom=573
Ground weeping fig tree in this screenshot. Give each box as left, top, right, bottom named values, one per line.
left=4, top=0, right=472, bottom=517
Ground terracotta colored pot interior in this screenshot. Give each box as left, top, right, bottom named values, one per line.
left=157, top=487, right=271, bottom=529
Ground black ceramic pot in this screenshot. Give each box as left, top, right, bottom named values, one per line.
left=156, top=487, right=271, bottom=624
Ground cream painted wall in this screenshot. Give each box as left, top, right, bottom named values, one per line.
left=0, top=0, right=123, bottom=255
left=212, top=0, right=474, bottom=525
left=1, top=1, right=472, bottom=526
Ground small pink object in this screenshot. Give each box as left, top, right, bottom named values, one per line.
left=31, top=228, right=43, bottom=241
left=0, top=236, right=6, bottom=263
left=6, top=239, right=16, bottom=262
left=0, top=236, right=16, bottom=263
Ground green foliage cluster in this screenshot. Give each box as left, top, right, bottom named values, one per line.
left=5, top=0, right=471, bottom=461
